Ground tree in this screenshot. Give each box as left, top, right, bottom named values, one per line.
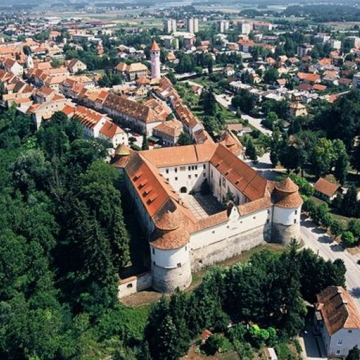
left=177, top=132, right=192, bottom=146
left=263, top=67, right=279, bottom=84
left=311, top=138, right=336, bottom=178
left=330, top=220, right=344, bottom=238
left=203, top=334, right=224, bottom=355
left=245, top=138, right=257, bottom=161
left=142, top=134, right=149, bottom=150
left=348, top=220, right=360, bottom=239
left=342, top=231, right=356, bottom=247
left=341, top=184, right=359, bottom=217
left=347, top=346, right=360, bottom=360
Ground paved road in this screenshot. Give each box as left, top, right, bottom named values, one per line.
left=301, top=217, right=360, bottom=311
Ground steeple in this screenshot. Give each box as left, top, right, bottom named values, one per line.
left=150, top=41, right=161, bottom=80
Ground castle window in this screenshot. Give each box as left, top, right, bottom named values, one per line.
left=175, top=177, right=178, bottom=181
left=166, top=169, right=169, bottom=174
left=337, top=340, right=343, bottom=346
left=348, top=330, right=352, bottom=333
left=267, top=219, right=270, bottom=224
left=127, top=283, right=133, bottom=289
left=188, top=175, right=191, bottom=179
left=253, top=216, right=256, bottom=219
left=177, top=263, right=181, bottom=268
left=295, top=210, right=298, bottom=215
left=195, top=174, right=198, bottom=178
left=294, top=219, right=297, bottom=224
left=203, top=173, right=206, bottom=177
left=195, top=165, right=198, bottom=170
left=185, top=246, right=187, bottom=251
left=152, top=248, right=155, bottom=255
left=267, top=209, right=270, bottom=214
left=204, top=164, right=206, bottom=169
left=153, top=261, right=156, bottom=266
left=175, top=168, right=178, bottom=173
left=212, top=230, right=215, bottom=234
left=188, top=166, right=191, bottom=171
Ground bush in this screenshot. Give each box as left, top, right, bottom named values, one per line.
left=342, top=231, right=356, bottom=247
left=203, top=334, right=224, bottom=356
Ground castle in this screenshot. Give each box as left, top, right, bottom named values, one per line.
left=114, top=142, right=303, bottom=295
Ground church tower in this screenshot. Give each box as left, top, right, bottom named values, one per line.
left=26, top=55, right=34, bottom=69
left=150, top=41, right=161, bottom=80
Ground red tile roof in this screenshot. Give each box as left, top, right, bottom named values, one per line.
left=317, top=286, right=360, bottom=335
left=314, top=178, right=340, bottom=198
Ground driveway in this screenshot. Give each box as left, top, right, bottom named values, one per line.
left=301, top=217, right=360, bottom=311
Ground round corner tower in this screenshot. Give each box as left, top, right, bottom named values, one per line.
left=272, top=177, right=303, bottom=245
left=150, top=40, right=161, bottom=80
left=150, top=209, right=192, bottom=293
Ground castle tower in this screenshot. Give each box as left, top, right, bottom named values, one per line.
left=150, top=41, right=161, bottom=80
left=150, top=204, right=192, bottom=293
left=26, top=55, right=34, bottom=69
left=272, top=177, right=303, bottom=244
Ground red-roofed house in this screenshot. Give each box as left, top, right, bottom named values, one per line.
left=315, top=286, right=360, bottom=357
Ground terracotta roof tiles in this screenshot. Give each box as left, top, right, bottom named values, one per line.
left=316, top=286, right=360, bottom=335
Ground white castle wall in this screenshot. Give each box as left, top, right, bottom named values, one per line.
left=159, top=162, right=209, bottom=193
left=118, top=272, right=152, bottom=298
left=190, top=207, right=271, bottom=252
left=210, top=164, right=246, bottom=205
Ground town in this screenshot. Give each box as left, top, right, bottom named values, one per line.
left=1, top=1, right=360, bottom=360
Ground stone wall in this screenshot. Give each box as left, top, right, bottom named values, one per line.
left=152, top=259, right=192, bottom=293
left=272, top=222, right=300, bottom=245
left=191, top=224, right=271, bottom=272
left=118, top=272, right=152, bottom=299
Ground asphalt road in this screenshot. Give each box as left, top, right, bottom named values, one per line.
left=301, top=217, right=360, bottom=311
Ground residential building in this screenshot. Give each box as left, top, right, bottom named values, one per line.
left=2, top=58, right=23, bottom=76
left=346, top=36, right=360, bottom=48
left=238, top=21, right=252, bottom=35
left=152, top=119, right=183, bottom=146
left=352, top=72, right=360, bottom=89
left=186, top=18, right=199, bottom=34
left=330, top=39, right=342, bottom=50
left=253, top=22, right=272, bottom=32
left=218, top=20, right=230, bottom=33
left=64, top=105, right=128, bottom=148
left=313, top=178, right=340, bottom=201
left=315, top=286, right=360, bottom=358
left=115, top=62, right=148, bottom=81
left=67, top=59, right=87, bottom=74
left=297, top=44, right=314, bottom=58
left=163, top=19, right=177, bottom=34
left=289, top=101, right=308, bottom=117
left=102, top=93, right=163, bottom=135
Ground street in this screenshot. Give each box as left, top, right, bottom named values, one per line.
left=301, top=217, right=360, bottom=311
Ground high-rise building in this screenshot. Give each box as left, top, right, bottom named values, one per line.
left=218, top=20, right=229, bottom=33
left=150, top=41, right=161, bottom=80
left=186, top=18, right=199, bottom=34
left=238, top=21, right=252, bottom=35
left=163, top=19, right=177, bottom=34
